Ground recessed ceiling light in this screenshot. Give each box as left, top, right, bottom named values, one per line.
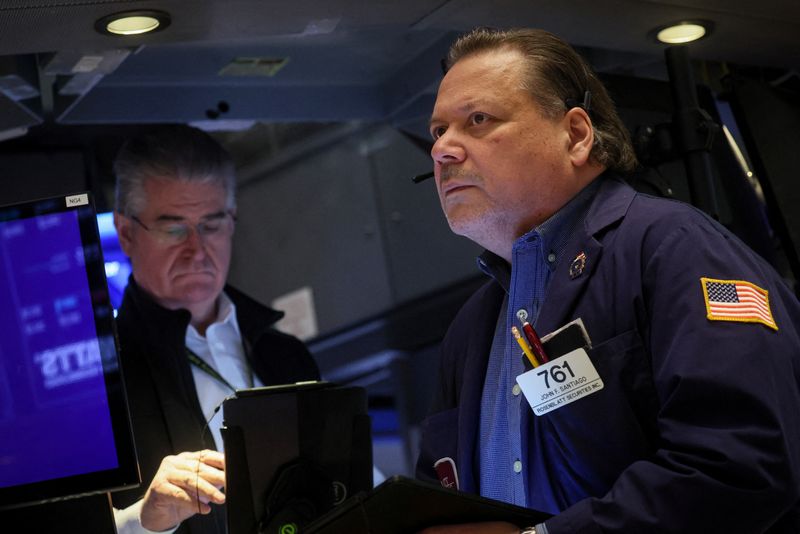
left=95, top=10, right=171, bottom=36
left=651, top=20, right=712, bottom=44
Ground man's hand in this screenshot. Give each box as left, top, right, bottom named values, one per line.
left=140, top=450, right=226, bottom=532
left=418, top=521, right=521, bottom=534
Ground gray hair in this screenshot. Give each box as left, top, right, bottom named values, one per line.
left=447, top=28, right=638, bottom=173
left=113, top=124, right=237, bottom=216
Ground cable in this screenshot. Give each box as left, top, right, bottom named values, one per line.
left=195, top=399, right=227, bottom=516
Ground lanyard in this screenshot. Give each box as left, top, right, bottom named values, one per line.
left=185, top=348, right=238, bottom=393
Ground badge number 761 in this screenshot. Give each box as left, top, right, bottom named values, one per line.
left=537, top=360, right=575, bottom=389
left=516, top=348, right=604, bottom=416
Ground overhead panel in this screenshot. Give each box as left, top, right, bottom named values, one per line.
left=0, top=91, right=41, bottom=139
left=219, top=57, right=290, bottom=77
left=55, top=27, right=452, bottom=124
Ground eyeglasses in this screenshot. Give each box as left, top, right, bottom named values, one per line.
left=130, top=212, right=235, bottom=246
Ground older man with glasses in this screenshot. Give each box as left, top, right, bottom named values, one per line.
left=109, top=124, right=319, bottom=534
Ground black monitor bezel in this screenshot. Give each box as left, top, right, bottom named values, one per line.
left=0, top=192, right=140, bottom=510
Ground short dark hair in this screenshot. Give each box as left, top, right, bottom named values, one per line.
left=447, top=28, right=638, bottom=173
left=113, top=124, right=236, bottom=216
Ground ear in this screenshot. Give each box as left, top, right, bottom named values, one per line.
left=113, top=212, right=135, bottom=257
left=564, top=107, right=594, bottom=167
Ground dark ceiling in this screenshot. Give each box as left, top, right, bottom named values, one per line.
left=0, top=0, right=798, bottom=139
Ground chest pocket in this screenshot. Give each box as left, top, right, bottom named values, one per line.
left=536, top=328, right=660, bottom=461
left=594, top=328, right=660, bottom=442
left=591, top=328, right=659, bottom=431
left=523, top=329, right=660, bottom=500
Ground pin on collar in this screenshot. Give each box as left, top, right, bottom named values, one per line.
left=569, top=251, right=587, bottom=279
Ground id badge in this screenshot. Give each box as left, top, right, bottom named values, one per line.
left=516, top=348, right=604, bottom=416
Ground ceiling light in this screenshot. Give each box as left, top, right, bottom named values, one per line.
left=95, top=10, right=171, bottom=36
left=651, top=20, right=712, bottom=44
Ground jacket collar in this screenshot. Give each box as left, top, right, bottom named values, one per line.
left=120, top=276, right=192, bottom=346
left=584, top=173, right=637, bottom=237
left=535, top=172, right=636, bottom=337
left=223, top=284, right=283, bottom=346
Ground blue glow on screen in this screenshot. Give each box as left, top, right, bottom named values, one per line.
left=96, top=212, right=131, bottom=311
left=0, top=210, right=119, bottom=487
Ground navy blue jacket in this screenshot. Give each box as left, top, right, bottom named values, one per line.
left=416, top=175, right=800, bottom=533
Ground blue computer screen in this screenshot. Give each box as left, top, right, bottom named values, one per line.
left=0, top=209, right=118, bottom=486
left=0, top=195, right=138, bottom=509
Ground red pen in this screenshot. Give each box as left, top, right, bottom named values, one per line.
left=521, top=321, right=550, bottom=363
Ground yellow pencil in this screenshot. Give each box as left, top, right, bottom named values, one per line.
left=511, top=326, right=540, bottom=368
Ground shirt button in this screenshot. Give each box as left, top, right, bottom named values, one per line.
left=513, top=460, right=523, bottom=473
left=516, top=309, right=528, bottom=322
left=547, top=252, right=556, bottom=263
left=512, top=384, right=521, bottom=396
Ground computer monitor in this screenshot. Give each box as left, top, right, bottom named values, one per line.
left=0, top=192, right=140, bottom=510
left=223, top=381, right=373, bottom=534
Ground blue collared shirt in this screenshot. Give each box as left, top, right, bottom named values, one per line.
left=478, top=179, right=600, bottom=507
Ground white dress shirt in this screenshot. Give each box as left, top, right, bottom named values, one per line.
left=185, top=292, right=264, bottom=451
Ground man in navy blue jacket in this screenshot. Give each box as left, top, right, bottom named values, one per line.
left=416, top=28, right=800, bottom=533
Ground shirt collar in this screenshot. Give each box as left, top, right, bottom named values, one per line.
left=217, top=291, right=236, bottom=326
left=186, top=291, right=241, bottom=340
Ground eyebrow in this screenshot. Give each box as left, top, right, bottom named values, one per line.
left=154, top=210, right=228, bottom=223
left=429, top=101, right=481, bottom=127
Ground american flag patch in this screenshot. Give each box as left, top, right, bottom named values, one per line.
left=701, top=277, right=777, bottom=330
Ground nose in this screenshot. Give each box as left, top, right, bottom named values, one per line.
left=430, top=129, right=466, bottom=168
left=182, top=227, right=208, bottom=259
